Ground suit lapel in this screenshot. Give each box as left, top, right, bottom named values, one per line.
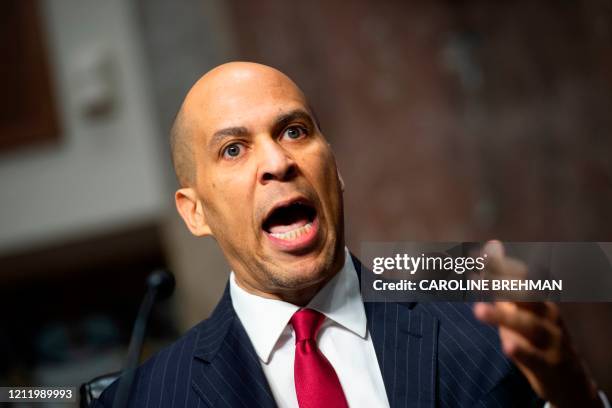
left=190, top=287, right=276, bottom=408
left=365, top=302, right=438, bottom=408
left=355, top=255, right=439, bottom=408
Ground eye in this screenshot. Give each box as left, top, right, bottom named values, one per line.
left=282, top=125, right=307, bottom=140
left=222, top=143, right=243, bottom=159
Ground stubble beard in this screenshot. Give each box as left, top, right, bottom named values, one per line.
left=261, top=232, right=344, bottom=294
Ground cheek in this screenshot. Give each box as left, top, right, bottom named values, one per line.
left=299, top=142, right=337, bottom=179
left=299, top=149, right=341, bottom=211
left=203, top=172, right=257, bottom=233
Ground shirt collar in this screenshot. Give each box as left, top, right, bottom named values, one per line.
left=229, top=247, right=367, bottom=364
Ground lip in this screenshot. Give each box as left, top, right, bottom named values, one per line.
left=264, top=215, right=320, bottom=253
left=261, top=195, right=320, bottom=254
left=261, top=195, right=313, bottom=228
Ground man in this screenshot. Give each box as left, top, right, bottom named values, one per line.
left=96, top=62, right=606, bottom=407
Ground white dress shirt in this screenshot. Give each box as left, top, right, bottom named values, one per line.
left=229, top=248, right=390, bottom=408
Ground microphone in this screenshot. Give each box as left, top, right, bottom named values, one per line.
left=112, top=269, right=175, bottom=408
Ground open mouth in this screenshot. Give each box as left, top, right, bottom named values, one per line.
left=262, top=199, right=319, bottom=251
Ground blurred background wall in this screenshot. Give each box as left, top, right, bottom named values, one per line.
left=1, top=0, right=610, bottom=400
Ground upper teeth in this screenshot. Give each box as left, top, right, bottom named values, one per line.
left=270, top=222, right=312, bottom=241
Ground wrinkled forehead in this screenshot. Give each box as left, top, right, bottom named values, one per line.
left=186, top=71, right=309, bottom=140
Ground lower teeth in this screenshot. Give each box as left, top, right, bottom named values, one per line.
left=270, top=222, right=312, bottom=241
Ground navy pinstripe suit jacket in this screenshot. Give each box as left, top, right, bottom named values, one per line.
left=95, top=257, right=540, bottom=407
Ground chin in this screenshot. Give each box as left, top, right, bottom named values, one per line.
left=265, top=242, right=340, bottom=291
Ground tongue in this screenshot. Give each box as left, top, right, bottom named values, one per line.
left=268, top=218, right=308, bottom=234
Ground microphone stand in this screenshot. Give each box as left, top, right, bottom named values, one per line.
left=112, top=270, right=175, bottom=408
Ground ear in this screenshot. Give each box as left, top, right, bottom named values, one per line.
left=327, top=141, right=345, bottom=193
left=175, top=187, right=213, bottom=237
left=337, top=169, right=345, bottom=192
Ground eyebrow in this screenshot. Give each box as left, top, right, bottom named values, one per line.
left=208, top=126, right=249, bottom=150
left=208, top=109, right=315, bottom=150
left=271, top=109, right=315, bottom=136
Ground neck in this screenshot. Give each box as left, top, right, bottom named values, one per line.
left=275, top=282, right=327, bottom=307
left=234, top=250, right=346, bottom=306
left=234, top=269, right=339, bottom=306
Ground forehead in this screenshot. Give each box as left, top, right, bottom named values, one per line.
left=190, top=71, right=309, bottom=138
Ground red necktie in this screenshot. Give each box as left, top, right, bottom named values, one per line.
left=290, top=308, right=349, bottom=408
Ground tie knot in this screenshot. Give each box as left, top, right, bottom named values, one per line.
left=290, top=308, right=325, bottom=342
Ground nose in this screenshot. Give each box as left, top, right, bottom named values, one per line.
left=257, top=138, right=297, bottom=184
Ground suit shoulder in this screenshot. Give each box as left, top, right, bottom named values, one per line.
left=96, top=319, right=208, bottom=407
left=416, top=302, right=507, bottom=366
left=416, top=302, right=501, bottom=349
left=414, top=302, right=539, bottom=405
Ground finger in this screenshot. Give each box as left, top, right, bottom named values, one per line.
left=481, top=240, right=525, bottom=278
left=483, top=240, right=505, bottom=259
left=485, top=257, right=528, bottom=279
left=481, top=242, right=505, bottom=275
left=500, top=327, right=549, bottom=373
left=480, top=249, right=529, bottom=301
left=479, top=302, right=558, bottom=349
left=474, top=302, right=558, bottom=349
left=514, top=302, right=559, bottom=321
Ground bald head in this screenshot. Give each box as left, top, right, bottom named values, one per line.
left=170, top=62, right=312, bottom=186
